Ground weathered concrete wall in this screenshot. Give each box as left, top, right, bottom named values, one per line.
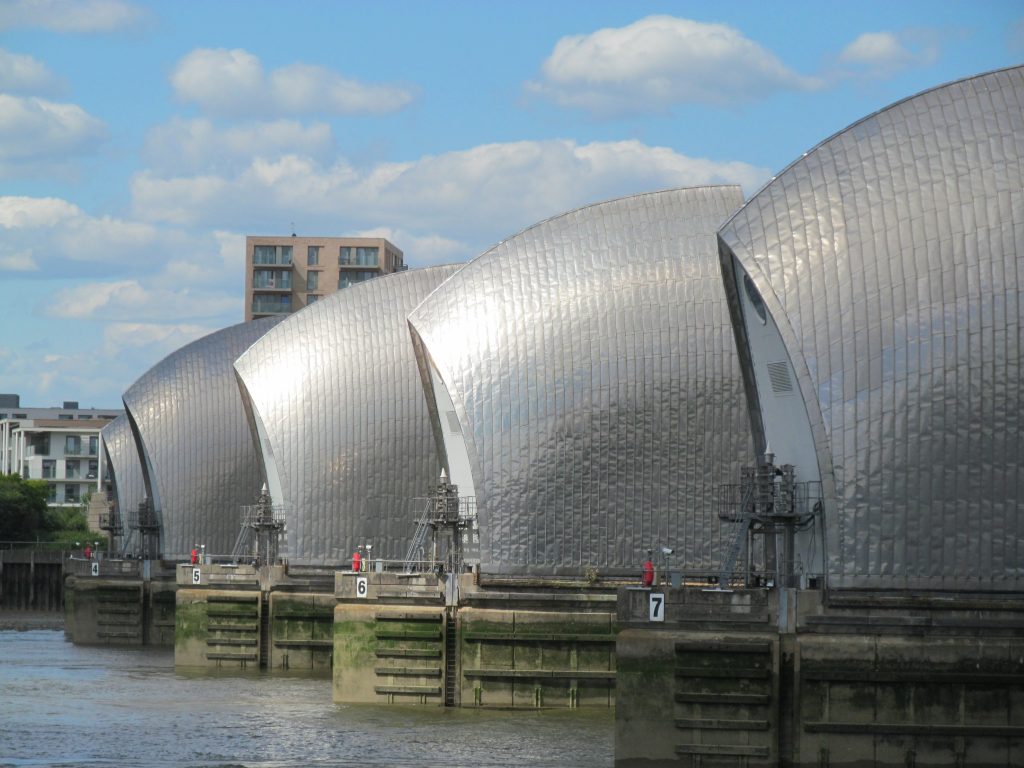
left=174, top=564, right=338, bottom=673
left=268, top=592, right=334, bottom=672
left=63, top=558, right=177, bottom=647
left=174, top=563, right=262, bottom=669
left=460, top=607, right=616, bottom=708
left=615, top=586, right=1024, bottom=767
left=65, top=576, right=144, bottom=645
left=333, top=570, right=446, bottom=705
left=331, top=571, right=619, bottom=708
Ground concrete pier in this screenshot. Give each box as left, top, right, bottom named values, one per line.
left=332, top=570, right=618, bottom=708
left=174, top=563, right=335, bottom=672
left=64, top=558, right=176, bottom=646
left=615, top=586, right=1024, bottom=767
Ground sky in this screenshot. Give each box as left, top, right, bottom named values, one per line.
left=1, top=0, right=1021, bottom=409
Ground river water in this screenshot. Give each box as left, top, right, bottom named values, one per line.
left=0, top=630, right=613, bottom=768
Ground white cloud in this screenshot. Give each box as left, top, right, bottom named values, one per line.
left=102, top=322, right=213, bottom=355
left=0, top=48, right=62, bottom=95
left=0, top=249, right=38, bottom=271
left=171, top=48, right=414, bottom=117
left=528, top=15, right=822, bottom=115
left=837, top=30, right=940, bottom=78
left=142, top=117, right=335, bottom=174
left=0, top=195, right=81, bottom=228
left=0, top=0, right=144, bottom=33
left=0, top=195, right=158, bottom=266
left=49, top=280, right=239, bottom=321
left=131, top=139, right=769, bottom=245
left=0, top=94, right=106, bottom=176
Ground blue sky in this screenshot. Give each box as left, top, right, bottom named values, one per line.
left=1, top=0, right=1021, bottom=408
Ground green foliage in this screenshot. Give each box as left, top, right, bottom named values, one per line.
left=0, top=473, right=106, bottom=548
left=0, top=474, right=49, bottom=541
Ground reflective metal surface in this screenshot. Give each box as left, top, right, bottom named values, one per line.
left=122, top=318, right=282, bottom=559
left=234, top=266, right=460, bottom=565
left=100, top=414, right=145, bottom=547
left=409, top=187, right=755, bottom=575
left=718, top=67, right=1024, bottom=591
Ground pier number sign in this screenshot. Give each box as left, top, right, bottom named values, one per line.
left=90, top=562, right=99, bottom=577
left=191, top=567, right=201, bottom=585
left=649, top=592, right=665, bottom=622
left=356, top=576, right=368, bottom=598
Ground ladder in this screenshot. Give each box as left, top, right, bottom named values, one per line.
left=258, top=593, right=271, bottom=668
left=231, top=524, right=252, bottom=563
left=443, top=609, right=458, bottom=707
left=718, top=483, right=755, bottom=589
left=403, top=507, right=432, bottom=572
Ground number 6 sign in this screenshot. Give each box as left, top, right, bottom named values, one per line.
left=356, top=576, right=368, bottom=598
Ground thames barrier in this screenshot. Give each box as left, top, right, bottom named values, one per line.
left=53, top=66, right=1024, bottom=767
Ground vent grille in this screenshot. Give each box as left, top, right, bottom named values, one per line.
left=767, top=361, right=794, bottom=394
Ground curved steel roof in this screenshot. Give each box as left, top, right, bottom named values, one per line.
left=234, top=266, right=461, bottom=565
left=409, top=187, right=755, bottom=575
left=122, top=318, right=282, bottom=559
left=718, top=66, right=1024, bottom=590
left=100, top=414, right=146, bottom=552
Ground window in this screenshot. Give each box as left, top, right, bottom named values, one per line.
left=46, top=483, right=56, bottom=503
left=253, top=245, right=277, bottom=265
left=251, top=295, right=292, bottom=314
left=14, top=413, right=26, bottom=419
left=65, top=435, right=81, bottom=454
left=79, top=415, right=92, bottom=420
left=743, top=274, right=767, bottom=325
left=307, top=246, right=320, bottom=266
left=253, top=269, right=292, bottom=289
left=280, top=245, right=293, bottom=265
left=339, top=270, right=378, bottom=289
left=88, top=436, right=98, bottom=456
left=65, top=484, right=80, bottom=503
left=58, top=414, right=73, bottom=420
left=66, top=459, right=80, bottom=479
left=42, top=460, right=56, bottom=479
left=307, top=294, right=319, bottom=305
left=306, top=271, right=319, bottom=290
left=355, top=246, right=378, bottom=266
left=340, top=246, right=352, bottom=265
left=31, top=434, right=50, bottom=456
left=87, top=459, right=98, bottom=479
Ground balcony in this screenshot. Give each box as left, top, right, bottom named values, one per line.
left=252, top=295, right=293, bottom=315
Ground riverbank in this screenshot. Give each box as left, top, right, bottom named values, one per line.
left=0, top=611, right=63, bottom=631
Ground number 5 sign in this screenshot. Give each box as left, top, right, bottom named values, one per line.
left=355, top=576, right=368, bottom=598
left=649, top=592, right=665, bottom=622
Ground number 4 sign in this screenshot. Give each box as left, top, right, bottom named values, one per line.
left=649, top=592, right=665, bottom=622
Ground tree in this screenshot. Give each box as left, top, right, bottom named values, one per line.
left=0, top=474, right=49, bottom=542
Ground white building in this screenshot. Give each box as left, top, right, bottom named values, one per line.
left=0, top=395, right=122, bottom=508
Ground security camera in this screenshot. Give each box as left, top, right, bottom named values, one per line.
left=661, top=546, right=674, bottom=555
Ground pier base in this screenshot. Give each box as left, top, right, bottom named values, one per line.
left=64, top=558, right=176, bottom=646
left=615, top=586, right=1024, bottom=767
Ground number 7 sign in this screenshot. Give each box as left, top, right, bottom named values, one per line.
left=649, top=592, right=665, bottom=622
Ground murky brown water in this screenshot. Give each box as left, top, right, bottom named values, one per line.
left=0, top=630, right=612, bottom=768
